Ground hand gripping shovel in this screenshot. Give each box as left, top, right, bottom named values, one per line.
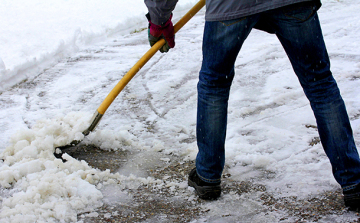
left=54, top=0, right=205, bottom=160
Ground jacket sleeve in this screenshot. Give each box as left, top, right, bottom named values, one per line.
left=144, top=0, right=178, bottom=26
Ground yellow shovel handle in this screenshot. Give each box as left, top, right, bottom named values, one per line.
left=97, top=0, right=205, bottom=115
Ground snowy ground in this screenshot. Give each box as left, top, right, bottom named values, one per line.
left=1, top=0, right=360, bottom=222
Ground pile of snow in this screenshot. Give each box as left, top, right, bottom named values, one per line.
left=0, top=112, right=161, bottom=222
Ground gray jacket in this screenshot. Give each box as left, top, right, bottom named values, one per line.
left=144, top=0, right=178, bottom=25
left=205, top=0, right=320, bottom=21
left=144, top=0, right=321, bottom=23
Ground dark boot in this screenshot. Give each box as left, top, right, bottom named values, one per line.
left=188, top=168, right=221, bottom=200
left=344, top=184, right=360, bottom=211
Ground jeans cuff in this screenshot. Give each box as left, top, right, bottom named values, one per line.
left=197, top=172, right=221, bottom=184
left=343, top=183, right=360, bottom=192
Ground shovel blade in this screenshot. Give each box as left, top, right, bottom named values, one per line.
left=54, top=140, right=81, bottom=162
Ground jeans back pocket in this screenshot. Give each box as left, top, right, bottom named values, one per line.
left=282, top=1, right=316, bottom=22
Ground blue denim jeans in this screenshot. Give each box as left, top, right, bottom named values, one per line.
left=196, top=2, right=360, bottom=188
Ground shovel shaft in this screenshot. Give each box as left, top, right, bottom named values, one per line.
left=97, top=0, right=205, bottom=115
left=83, top=0, right=205, bottom=136
left=173, top=0, right=205, bottom=33
left=97, top=38, right=166, bottom=115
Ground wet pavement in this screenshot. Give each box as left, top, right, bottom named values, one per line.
left=65, top=145, right=359, bottom=223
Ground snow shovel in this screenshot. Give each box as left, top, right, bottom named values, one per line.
left=55, top=0, right=206, bottom=160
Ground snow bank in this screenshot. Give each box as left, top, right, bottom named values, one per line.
left=0, top=0, right=198, bottom=91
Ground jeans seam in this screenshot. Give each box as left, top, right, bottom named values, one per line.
left=343, top=183, right=359, bottom=191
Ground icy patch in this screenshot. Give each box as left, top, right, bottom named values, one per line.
left=198, top=193, right=276, bottom=222
left=118, top=151, right=165, bottom=178
left=101, top=184, right=132, bottom=205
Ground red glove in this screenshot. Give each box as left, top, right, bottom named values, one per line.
left=147, top=14, right=175, bottom=53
